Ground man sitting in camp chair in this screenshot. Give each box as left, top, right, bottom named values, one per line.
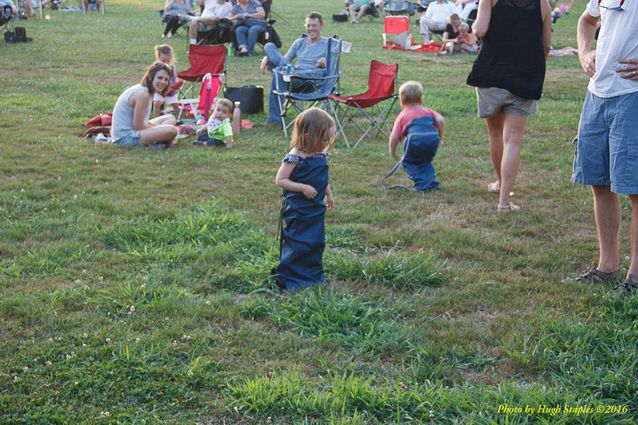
left=259, top=11, right=329, bottom=126
left=188, top=0, right=232, bottom=45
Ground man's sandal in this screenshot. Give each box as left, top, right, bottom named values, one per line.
left=575, top=267, right=621, bottom=284
left=497, top=203, right=521, bottom=213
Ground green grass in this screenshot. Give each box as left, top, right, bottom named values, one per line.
left=1, top=0, right=637, bottom=423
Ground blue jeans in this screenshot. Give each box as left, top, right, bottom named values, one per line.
left=234, top=22, right=265, bottom=55
left=573, top=90, right=638, bottom=194
left=264, top=42, right=289, bottom=68
left=114, top=134, right=141, bottom=146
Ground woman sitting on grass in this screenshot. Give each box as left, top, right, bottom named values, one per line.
left=111, top=61, right=178, bottom=148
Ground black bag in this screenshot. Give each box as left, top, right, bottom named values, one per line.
left=15, top=26, right=31, bottom=42
left=4, top=31, right=15, bottom=43
left=332, top=13, right=348, bottom=22
left=224, top=86, right=264, bottom=114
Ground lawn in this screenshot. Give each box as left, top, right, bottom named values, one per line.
left=0, top=0, right=636, bottom=423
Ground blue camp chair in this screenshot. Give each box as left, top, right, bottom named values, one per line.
left=272, top=37, right=347, bottom=144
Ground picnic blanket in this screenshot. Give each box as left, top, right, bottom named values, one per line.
left=383, top=43, right=441, bottom=52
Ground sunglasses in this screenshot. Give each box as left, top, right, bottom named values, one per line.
left=598, top=0, right=625, bottom=11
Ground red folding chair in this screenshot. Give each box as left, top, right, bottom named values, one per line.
left=383, top=15, right=410, bottom=47
left=330, top=60, right=399, bottom=148
left=177, top=44, right=226, bottom=100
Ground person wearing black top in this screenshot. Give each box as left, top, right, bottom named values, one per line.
left=440, top=13, right=461, bottom=54
left=466, top=0, right=551, bottom=212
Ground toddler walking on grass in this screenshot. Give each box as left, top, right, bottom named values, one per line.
left=272, top=108, right=335, bottom=291
left=387, top=81, right=445, bottom=191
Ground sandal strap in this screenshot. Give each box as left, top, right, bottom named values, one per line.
left=576, top=267, right=621, bottom=284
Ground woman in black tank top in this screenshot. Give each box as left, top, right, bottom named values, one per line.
left=466, top=0, right=551, bottom=212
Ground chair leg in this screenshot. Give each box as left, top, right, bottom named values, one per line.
left=325, top=100, right=349, bottom=148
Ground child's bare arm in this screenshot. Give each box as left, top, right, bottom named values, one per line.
left=276, top=162, right=317, bottom=199
left=325, top=184, right=334, bottom=212
left=434, top=114, right=445, bottom=141
left=388, top=134, right=401, bottom=161
left=225, top=136, right=234, bottom=149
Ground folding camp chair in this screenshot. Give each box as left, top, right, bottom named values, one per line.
left=382, top=15, right=410, bottom=47
left=385, top=0, right=414, bottom=15
left=176, top=44, right=226, bottom=101
left=273, top=37, right=347, bottom=144
left=330, top=60, right=399, bottom=148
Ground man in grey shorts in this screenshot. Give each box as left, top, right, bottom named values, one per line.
left=571, top=0, right=638, bottom=295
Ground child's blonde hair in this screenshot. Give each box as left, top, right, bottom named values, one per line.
left=154, top=44, right=175, bottom=63
left=215, top=98, right=234, bottom=115
left=291, top=108, right=336, bottom=154
left=460, top=22, right=470, bottom=33
left=399, top=81, right=423, bottom=105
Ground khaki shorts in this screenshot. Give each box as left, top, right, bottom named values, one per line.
left=476, top=87, right=537, bottom=118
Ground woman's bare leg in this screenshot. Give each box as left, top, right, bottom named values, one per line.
left=485, top=112, right=505, bottom=192
left=498, top=114, right=527, bottom=210
left=139, top=125, right=178, bottom=146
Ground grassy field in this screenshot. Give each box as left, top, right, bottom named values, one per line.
left=1, top=0, right=637, bottom=423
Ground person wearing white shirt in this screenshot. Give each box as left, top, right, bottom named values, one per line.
left=419, top=0, right=457, bottom=43
left=571, top=0, right=638, bottom=294
left=189, top=0, right=232, bottom=44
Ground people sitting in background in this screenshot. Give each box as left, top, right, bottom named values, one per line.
left=112, top=62, right=178, bottom=148
left=419, top=0, right=457, bottom=44
left=455, top=0, right=477, bottom=22
left=83, top=0, right=100, bottom=13
left=440, top=13, right=461, bottom=54
left=346, top=0, right=383, bottom=23
left=229, top=0, right=266, bottom=56
left=457, top=23, right=477, bottom=52
left=259, top=11, right=328, bottom=125
left=188, top=0, right=232, bottom=45
left=0, top=0, right=17, bottom=16
left=348, top=0, right=370, bottom=23
left=162, top=0, right=191, bottom=38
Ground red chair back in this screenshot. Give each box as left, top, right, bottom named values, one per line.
left=177, top=44, right=226, bottom=81
left=384, top=16, right=409, bottom=34
left=367, top=60, right=398, bottom=99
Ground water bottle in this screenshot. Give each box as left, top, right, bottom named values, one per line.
left=232, top=101, right=242, bottom=134
left=283, top=63, right=292, bottom=82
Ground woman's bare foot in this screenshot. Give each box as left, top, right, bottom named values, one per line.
left=497, top=202, right=521, bottom=213
left=487, top=181, right=500, bottom=193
